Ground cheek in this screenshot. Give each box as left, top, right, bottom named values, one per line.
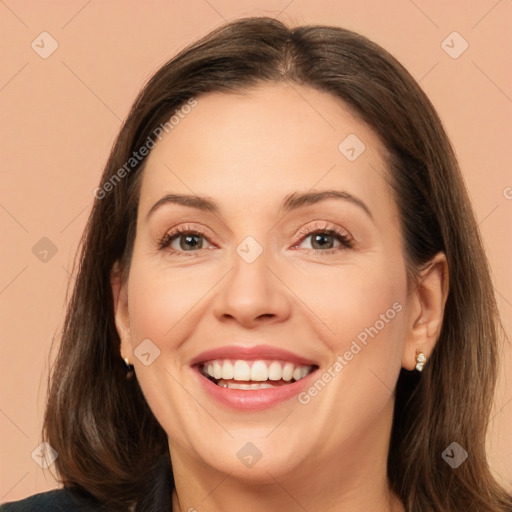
left=292, top=255, right=408, bottom=369
left=287, top=260, right=408, bottom=446
left=124, top=260, right=204, bottom=443
left=126, top=258, right=217, bottom=346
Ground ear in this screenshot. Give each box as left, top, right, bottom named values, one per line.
left=402, top=252, right=449, bottom=371
left=111, top=261, right=133, bottom=362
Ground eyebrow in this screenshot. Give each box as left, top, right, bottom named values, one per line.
left=145, top=190, right=373, bottom=221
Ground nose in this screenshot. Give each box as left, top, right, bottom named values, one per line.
left=213, top=249, right=292, bottom=328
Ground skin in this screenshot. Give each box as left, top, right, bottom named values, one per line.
left=111, top=83, right=449, bottom=512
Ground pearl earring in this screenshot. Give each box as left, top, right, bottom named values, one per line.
left=415, top=349, right=426, bottom=372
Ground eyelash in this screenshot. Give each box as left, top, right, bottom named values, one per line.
left=158, top=222, right=353, bottom=256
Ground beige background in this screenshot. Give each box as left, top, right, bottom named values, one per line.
left=1, top=0, right=511, bottom=501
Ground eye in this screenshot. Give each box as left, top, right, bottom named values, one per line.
left=158, top=222, right=353, bottom=256
left=293, top=222, right=353, bottom=254
left=158, top=225, right=212, bottom=254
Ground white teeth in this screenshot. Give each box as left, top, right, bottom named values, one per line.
left=268, top=361, right=282, bottom=381
left=233, top=360, right=251, bottom=380
left=282, top=362, right=294, bottom=381
left=250, top=360, right=268, bottom=381
left=202, top=359, right=315, bottom=383
left=221, top=361, right=234, bottom=380
left=213, top=361, right=223, bottom=380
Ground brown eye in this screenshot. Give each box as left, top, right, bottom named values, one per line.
left=158, top=226, right=212, bottom=254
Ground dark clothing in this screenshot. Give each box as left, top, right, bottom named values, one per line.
left=1, top=455, right=173, bottom=512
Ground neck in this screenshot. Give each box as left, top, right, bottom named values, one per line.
left=172, top=482, right=405, bottom=512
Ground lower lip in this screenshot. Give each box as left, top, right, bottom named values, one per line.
left=192, top=367, right=318, bottom=411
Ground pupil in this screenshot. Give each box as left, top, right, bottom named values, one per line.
left=182, top=234, right=201, bottom=250
left=312, top=233, right=332, bottom=249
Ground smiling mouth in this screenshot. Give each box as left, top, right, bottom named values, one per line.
left=197, top=359, right=319, bottom=389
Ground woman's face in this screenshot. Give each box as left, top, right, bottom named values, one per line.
left=114, top=83, right=417, bottom=482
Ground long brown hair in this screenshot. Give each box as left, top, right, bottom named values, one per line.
left=42, top=16, right=512, bottom=511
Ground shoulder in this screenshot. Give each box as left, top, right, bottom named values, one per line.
left=1, top=488, right=105, bottom=512
left=1, top=454, right=173, bottom=512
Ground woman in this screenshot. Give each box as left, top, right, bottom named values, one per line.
left=2, top=16, right=511, bottom=512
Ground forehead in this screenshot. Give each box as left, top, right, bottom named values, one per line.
left=138, top=83, right=393, bottom=218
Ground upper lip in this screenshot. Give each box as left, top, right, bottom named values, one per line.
left=190, top=344, right=319, bottom=367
